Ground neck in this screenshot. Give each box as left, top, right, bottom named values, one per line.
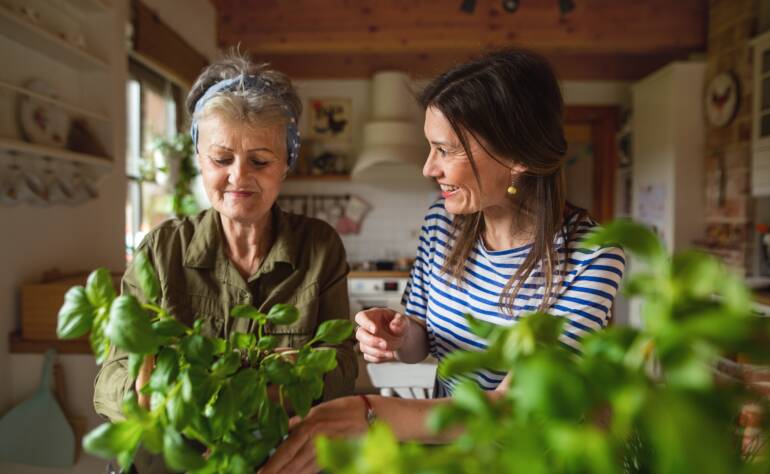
left=221, top=211, right=274, bottom=277
left=481, top=203, right=534, bottom=251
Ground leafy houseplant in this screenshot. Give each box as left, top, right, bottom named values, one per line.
left=318, top=221, right=770, bottom=474
left=56, top=251, right=353, bottom=472
left=149, top=132, right=199, bottom=218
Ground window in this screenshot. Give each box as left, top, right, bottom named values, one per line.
left=125, top=60, right=186, bottom=260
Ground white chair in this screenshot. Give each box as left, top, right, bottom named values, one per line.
left=366, top=360, right=438, bottom=399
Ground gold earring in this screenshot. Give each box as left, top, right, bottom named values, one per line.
left=507, top=182, right=517, bottom=195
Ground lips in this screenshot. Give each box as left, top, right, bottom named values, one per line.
left=225, top=190, right=256, bottom=198
left=438, top=183, right=459, bottom=198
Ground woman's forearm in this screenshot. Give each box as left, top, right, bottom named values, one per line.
left=367, top=389, right=505, bottom=444
left=395, top=317, right=430, bottom=363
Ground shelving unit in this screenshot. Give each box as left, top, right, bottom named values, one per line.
left=9, top=331, right=90, bottom=354
left=0, top=6, right=108, bottom=70
left=0, top=79, right=110, bottom=122
left=0, top=137, right=111, bottom=168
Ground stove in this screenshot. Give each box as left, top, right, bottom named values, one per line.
left=348, top=276, right=409, bottom=314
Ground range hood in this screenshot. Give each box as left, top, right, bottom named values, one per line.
left=351, top=71, right=430, bottom=185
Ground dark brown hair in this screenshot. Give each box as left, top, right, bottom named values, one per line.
left=419, top=48, right=585, bottom=313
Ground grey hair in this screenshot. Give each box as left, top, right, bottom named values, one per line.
left=186, top=50, right=302, bottom=133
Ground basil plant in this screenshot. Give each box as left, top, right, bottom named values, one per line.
left=318, top=220, right=770, bottom=474
left=57, top=251, right=353, bottom=472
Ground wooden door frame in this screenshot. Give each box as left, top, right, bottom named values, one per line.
left=564, top=106, right=620, bottom=223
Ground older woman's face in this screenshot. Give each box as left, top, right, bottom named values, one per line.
left=422, top=106, right=519, bottom=215
left=196, top=114, right=288, bottom=224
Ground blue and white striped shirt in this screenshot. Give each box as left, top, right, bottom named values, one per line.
left=402, top=199, right=625, bottom=397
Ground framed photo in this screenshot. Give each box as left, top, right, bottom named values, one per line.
left=306, top=98, right=352, bottom=142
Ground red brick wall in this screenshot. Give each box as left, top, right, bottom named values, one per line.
left=701, top=0, right=759, bottom=273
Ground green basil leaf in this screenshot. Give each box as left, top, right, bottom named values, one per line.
left=90, top=315, right=110, bottom=365
left=230, top=304, right=265, bottom=321
left=286, top=383, right=313, bottom=417
left=209, top=382, right=237, bottom=437
left=83, top=420, right=142, bottom=462
left=212, top=337, right=228, bottom=355
left=57, top=286, right=95, bottom=339
left=167, top=393, right=194, bottom=431
left=264, top=357, right=296, bottom=385
left=128, top=353, right=144, bottom=379
left=133, top=250, right=160, bottom=303
left=464, top=313, right=495, bottom=339
left=230, top=368, right=261, bottom=416
left=106, top=295, right=160, bottom=354
left=266, top=303, right=299, bottom=325
left=255, top=335, right=278, bottom=352
left=211, top=352, right=241, bottom=379
left=141, top=419, right=164, bottom=454
left=182, top=367, right=214, bottom=406
left=148, top=347, right=180, bottom=392
left=313, top=319, right=354, bottom=344
left=85, top=268, right=116, bottom=309
left=298, top=348, right=337, bottom=376
left=180, top=335, right=215, bottom=366
left=231, top=332, right=256, bottom=350
left=152, top=318, right=189, bottom=338
left=163, top=428, right=205, bottom=472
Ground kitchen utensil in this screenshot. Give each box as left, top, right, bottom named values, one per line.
left=0, top=349, right=75, bottom=468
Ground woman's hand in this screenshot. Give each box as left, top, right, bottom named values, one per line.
left=258, top=396, right=370, bottom=474
left=355, top=308, right=411, bottom=362
left=135, top=355, right=154, bottom=409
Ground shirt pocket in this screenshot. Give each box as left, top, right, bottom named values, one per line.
left=264, top=282, right=319, bottom=346
left=163, top=290, right=225, bottom=339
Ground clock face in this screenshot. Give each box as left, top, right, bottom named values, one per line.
left=705, top=72, right=739, bottom=128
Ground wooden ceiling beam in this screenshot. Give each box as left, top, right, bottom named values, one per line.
left=214, top=0, right=706, bottom=56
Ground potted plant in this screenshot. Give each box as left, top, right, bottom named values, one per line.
left=149, top=133, right=199, bottom=219
left=317, top=221, right=770, bottom=474
left=56, top=251, right=353, bottom=472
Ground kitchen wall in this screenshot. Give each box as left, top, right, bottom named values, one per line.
left=701, top=0, right=759, bottom=273
left=0, top=1, right=215, bottom=473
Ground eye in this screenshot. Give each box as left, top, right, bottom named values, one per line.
left=436, top=147, right=448, bottom=157
left=209, top=155, right=232, bottom=166
left=250, top=158, right=269, bottom=167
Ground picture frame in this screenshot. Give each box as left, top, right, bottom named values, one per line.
left=306, top=98, right=352, bottom=142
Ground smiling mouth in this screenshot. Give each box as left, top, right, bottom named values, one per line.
left=225, top=190, right=256, bottom=197
left=439, top=183, right=459, bottom=197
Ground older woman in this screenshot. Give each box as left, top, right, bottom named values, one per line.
left=94, top=53, right=357, bottom=472
left=260, top=48, right=625, bottom=474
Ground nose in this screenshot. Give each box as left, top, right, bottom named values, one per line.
left=228, top=157, right=249, bottom=186
left=423, top=149, right=441, bottom=179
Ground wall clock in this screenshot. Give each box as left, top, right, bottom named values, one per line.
left=705, top=71, right=740, bottom=128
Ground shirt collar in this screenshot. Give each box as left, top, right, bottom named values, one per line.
left=183, top=206, right=299, bottom=274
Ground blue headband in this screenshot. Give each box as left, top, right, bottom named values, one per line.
left=190, top=74, right=301, bottom=168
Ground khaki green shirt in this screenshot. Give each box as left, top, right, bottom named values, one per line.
left=93, top=206, right=357, bottom=424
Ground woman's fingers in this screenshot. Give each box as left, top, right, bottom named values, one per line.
left=355, top=326, right=388, bottom=351
left=358, top=341, right=395, bottom=361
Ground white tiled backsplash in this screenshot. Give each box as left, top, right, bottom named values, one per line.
left=281, top=180, right=437, bottom=262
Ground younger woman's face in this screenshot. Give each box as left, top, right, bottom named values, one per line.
left=422, top=106, right=521, bottom=215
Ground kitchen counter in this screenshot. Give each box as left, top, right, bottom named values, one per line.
left=349, top=270, right=410, bottom=278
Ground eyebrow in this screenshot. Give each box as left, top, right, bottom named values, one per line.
left=210, top=144, right=276, bottom=154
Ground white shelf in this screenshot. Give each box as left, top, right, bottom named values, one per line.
left=0, top=80, right=110, bottom=122
left=0, top=7, right=108, bottom=70
left=0, top=137, right=112, bottom=169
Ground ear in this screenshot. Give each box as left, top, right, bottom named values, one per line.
left=510, top=163, right=527, bottom=175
